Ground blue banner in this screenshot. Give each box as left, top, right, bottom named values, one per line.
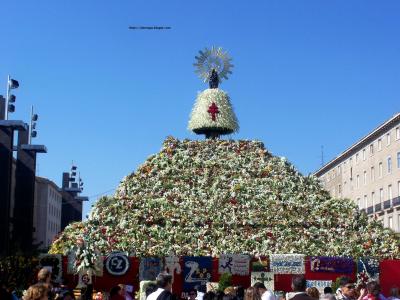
left=183, top=256, right=212, bottom=292
left=310, top=256, right=354, bottom=273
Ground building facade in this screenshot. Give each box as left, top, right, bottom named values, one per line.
left=34, top=177, right=63, bottom=249
left=315, top=113, right=400, bottom=232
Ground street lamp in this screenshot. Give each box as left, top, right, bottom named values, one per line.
left=5, top=76, right=19, bottom=120
left=29, top=106, right=39, bottom=144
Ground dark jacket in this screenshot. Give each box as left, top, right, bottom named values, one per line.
left=156, top=290, right=177, bottom=300
left=291, top=292, right=316, bottom=300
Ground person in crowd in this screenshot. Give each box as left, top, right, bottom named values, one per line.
left=188, top=289, right=197, bottom=300
left=286, top=275, right=314, bottom=300
left=203, top=292, right=216, bottom=300
left=195, top=285, right=205, bottom=300
left=388, top=288, right=400, bottom=300
left=363, top=281, right=387, bottom=300
left=236, top=286, right=245, bottom=300
left=62, top=291, right=75, bottom=300
left=0, top=281, right=13, bottom=300
left=118, top=284, right=133, bottom=300
left=215, top=291, right=225, bottom=300
left=37, top=268, right=52, bottom=285
left=147, top=272, right=175, bottom=300
left=23, top=283, right=49, bottom=300
left=324, top=288, right=334, bottom=295
left=306, top=287, right=320, bottom=300
left=253, top=282, right=275, bottom=300
left=145, top=284, right=158, bottom=298
left=110, top=286, right=125, bottom=300
left=245, top=287, right=261, bottom=300
left=336, top=277, right=356, bottom=300
left=321, top=294, right=337, bottom=300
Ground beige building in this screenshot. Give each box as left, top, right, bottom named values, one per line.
left=315, top=113, right=400, bottom=232
left=34, top=177, right=62, bottom=249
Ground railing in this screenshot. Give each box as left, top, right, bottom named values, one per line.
left=384, top=200, right=392, bottom=210
left=393, top=196, right=400, bottom=207
left=367, top=206, right=374, bottom=215
left=375, top=203, right=382, bottom=212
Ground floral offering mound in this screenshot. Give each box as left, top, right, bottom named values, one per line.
left=50, top=137, right=400, bottom=259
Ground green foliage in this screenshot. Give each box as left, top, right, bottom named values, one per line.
left=218, top=273, right=232, bottom=292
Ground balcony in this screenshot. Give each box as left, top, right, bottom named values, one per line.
left=384, top=200, right=392, bottom=210
left=375, top=203, right=382, bottom=212
left=393, top=197, right=400, bottom=207
left=367, top=206, right=374, bottom=215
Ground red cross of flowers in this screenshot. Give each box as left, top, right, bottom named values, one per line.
left=208, top=102, right=219, bottom=121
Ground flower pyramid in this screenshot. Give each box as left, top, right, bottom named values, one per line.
left=50, top=136, right=400, bottom=259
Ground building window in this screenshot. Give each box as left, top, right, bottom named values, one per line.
left=356, top=153, right=359, bottom=164
left=388, top=157, right=392, bottom=173
left=388, top=184, right=393, bottom=200
left=371, top=167, right=375, bottom=181
left=378, top=138, right=382, bottom=151
left=338, top=184, right=342, bottom=194
left=397, top=127, right=400, bottom=140
left=389, top=216, right=393, bottom=229
left=363, top=171, right=367, bottom=185
left=379, top=162, right=383, bottom=178
left=380, top=188, right=384, bottom=202
left=398, top=181, right=400, bottom=196
left=363, top=149, right=366, bottom=160
left=364, top=195, right=368, bottom=208
left=337, top=165, right=341, bottom=174
left=387, top=133, right=391, bottom=146
left=371, top=192, right=375, bottom=206
left=357, top=197, right=361, bottom=208
left=370, top=144, right=374, bottom=155
left=357, top=175, right=360, bottom=188
left=397, top=152, right=400, bottom=168
left=350, top=167, right=353, bottom=180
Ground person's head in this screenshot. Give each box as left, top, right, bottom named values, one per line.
left=324, top=287, right=333, bottom=295
left=245, top=287, right=261, bottom=300
left=253, top=283, right=267, bottom=296
left=236, top=286, right=245, bottom=299
left=156, top=272, right=173, bottom=292
left=321, top=294, right=336, bottom=300
left=23, top=283, right=49, bottom=300
left=390, top=288, right=400, bottom=298
left=306, top=287, right=320, bottom=299
left=37, top=268, right=52, bottom=284
left=118, top=285, right=125, bottom=296
left=367, top=281, right=380, bottom=297
left=188, top=288, right=197, bottom=300
left=292, top=275, right=307, bottom=292
left=339, top=277, right=355, bottom=298
left=145, top=284, right=158, bottom=298
left=110, top=286, right=121, bottom=298
left=63, top=291, right=74, bottom=300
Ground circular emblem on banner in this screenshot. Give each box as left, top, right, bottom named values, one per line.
left=105, top=252, right=130, bottom=276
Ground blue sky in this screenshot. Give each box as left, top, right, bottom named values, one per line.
left=1, top=1, right=400, bottom=218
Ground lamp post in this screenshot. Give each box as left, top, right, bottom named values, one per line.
left=5, top=75, right=19, bottom=120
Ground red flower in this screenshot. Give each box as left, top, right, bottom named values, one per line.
left=229, top=198, right=238, bottom=205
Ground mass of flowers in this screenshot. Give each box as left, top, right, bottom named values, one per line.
left=50, top=137, right=400, bottom=270
left=188, top=89, right=239, bottom=133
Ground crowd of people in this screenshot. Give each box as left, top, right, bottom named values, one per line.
left=2, top=269, right=400, bottom=300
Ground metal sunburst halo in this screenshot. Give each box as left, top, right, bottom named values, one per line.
left=193, top=47, right=234, bottom=88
